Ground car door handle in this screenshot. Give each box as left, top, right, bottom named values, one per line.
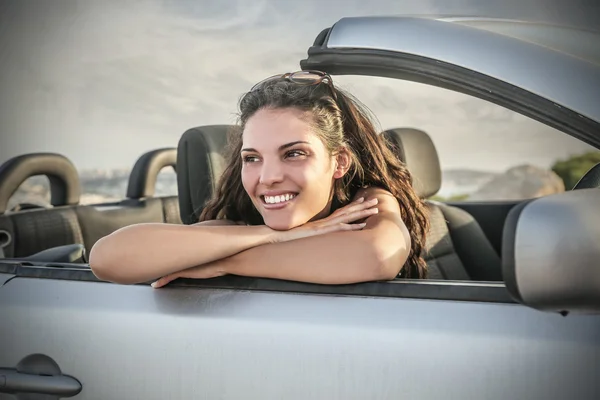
left=0, top=354, right=82, bottom=398
left=0, top=369, right=81, bottom=396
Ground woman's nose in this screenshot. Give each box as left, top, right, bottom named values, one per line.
left=259, top=160, right=284, bottom=185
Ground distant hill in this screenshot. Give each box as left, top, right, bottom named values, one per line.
left=468, top=165, right=565, bottom=201
left=438, top=169, right=498, bottom=198
left=442, top=169, right=498, bottom=184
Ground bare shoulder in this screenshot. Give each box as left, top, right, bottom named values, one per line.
left=353, top=186, right=400, bottom=213
left=192, top=219, right=246, bottom=227
left=354, top=186, right=410, bottom=242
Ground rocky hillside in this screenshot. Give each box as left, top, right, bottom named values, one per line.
left=438, top=169, right=497, bottom=198
left=467, top=165, right=565, bottom=201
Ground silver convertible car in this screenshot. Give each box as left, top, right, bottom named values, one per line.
left=0, top=15, right=599, bottom=400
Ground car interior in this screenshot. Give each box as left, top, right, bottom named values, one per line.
left=0, top=148, right=181, bottom=262
left=1, top=124, right=598, bottom=282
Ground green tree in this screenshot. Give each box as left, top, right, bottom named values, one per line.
left=551, top=151, right=600, bottom=189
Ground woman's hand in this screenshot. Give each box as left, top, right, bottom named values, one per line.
left=151, top=261, right=226, bottom=288
left=272, top=197, right=379, bottom=243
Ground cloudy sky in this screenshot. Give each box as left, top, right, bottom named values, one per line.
left=0, top=0, right=598, bottom=173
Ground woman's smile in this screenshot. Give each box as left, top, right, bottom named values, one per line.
left=260, top=192, right=299, bottom=210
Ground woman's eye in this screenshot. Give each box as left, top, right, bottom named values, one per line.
left=286, top=150, right=306, bottom=158
left=243, top=155, right=260, bottom=163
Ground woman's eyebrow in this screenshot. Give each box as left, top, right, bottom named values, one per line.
left=241, top=141, right=310, bottom=153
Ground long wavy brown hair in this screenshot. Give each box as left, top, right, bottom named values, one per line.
left=199, top=75, right=430, bottom=279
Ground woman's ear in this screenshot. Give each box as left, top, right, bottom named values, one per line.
left=333, top=149, right=352, bottom=179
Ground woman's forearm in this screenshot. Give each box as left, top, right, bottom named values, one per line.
left=89, top=223, right=274, bottom=284
left=221, top=229, right=405, bottom=284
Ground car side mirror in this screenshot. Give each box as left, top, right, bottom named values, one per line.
left=502, top=189, right=600, bottom=315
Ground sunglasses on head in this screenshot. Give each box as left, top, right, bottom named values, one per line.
left=250, top=70, right=338, bottom=101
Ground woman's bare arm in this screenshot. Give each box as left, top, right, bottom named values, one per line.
left=89, top=197, right=378, bottom=285
left=89, top=221, right=274, bottom=284
left=151, top=188, right=411, bottom=287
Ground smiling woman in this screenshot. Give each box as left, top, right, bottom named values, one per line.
left=88, top=70, right=429, bottom=286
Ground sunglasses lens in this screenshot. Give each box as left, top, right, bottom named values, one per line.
left=289, top=71, right=325, bottom=85
left=250, top=71, right=335, bottom=99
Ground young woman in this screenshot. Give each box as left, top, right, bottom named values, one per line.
left=89, top=71, right=430, bottom=287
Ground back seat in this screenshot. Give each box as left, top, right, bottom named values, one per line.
left=73, top=147, right=182, bottom=254
left=125, top=147, right=181, bottom=225
left=0, top=149, right=182, bottom=260
left=0, top=153, right=84, bottom=258
left=382, top=128, right=502, bottom=281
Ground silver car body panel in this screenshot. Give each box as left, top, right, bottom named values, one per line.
left=322, top=17, right=600, bottom=124
left=440, top=17, right=600, bottom=65
left=0, top=273, right=13, bottom=286
left=1, top=275, right=599, bottom=400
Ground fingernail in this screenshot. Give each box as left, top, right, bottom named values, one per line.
left=357, top=197, right=364, bottom=202
left=151, top=281, right=157, bottom=288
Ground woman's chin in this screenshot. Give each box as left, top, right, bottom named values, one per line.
left=264, top=216, right=304, bottom=231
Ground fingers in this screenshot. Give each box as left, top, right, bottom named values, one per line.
left=328, top=204, right=379, bottom=226
left=277, top=197, right=379, bottom=242
left=317, top=222, right=367, bottom=236
left=151, top=273, right=179, bottom=288
left=332, top=197, right=378, bottom=217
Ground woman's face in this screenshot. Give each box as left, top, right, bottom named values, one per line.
left=241, top=107, right=345, bottom=230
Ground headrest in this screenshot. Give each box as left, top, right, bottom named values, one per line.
left=0, top=153, right=81, bottom=214
left=176, top=125, right=239, bottom=224
left=126, top=148, right=177, bottom=199
left=382, top=128, right=441, bottom=198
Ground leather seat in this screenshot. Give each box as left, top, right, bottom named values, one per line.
left=573, top=162, right=600, bottom=190
left=176, top=125, right=238, bottom=225
left=0, top=153, right=85, bottom=259
left=382, top=128, right=503, bottom=281
left=125, top=147, right=181, bottom=225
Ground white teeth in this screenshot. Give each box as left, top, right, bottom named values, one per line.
left=264, top=194, right=296, bottom=204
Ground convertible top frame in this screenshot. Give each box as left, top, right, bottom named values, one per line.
left=300, top=17, right=600, bottom=147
